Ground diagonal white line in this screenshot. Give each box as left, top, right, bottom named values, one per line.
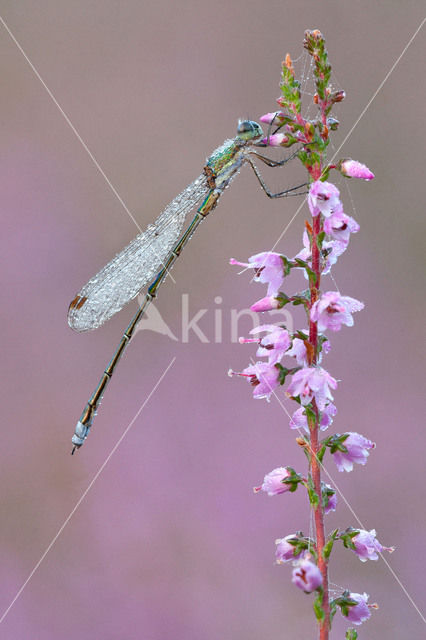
left=0, top=13, right=183, bottom=285
left=255, top=16, right=426, bottom=263
left=0, top=14, right=143, bottom=234
left=247, top=359, right=426, bottom=621
left=264, top=196, right=307, bottom=257
left=378, top=554, right=426, bottom=624
left=0, top=357, right=176, bottom=625
left=328, top=16, right=426, bottom=166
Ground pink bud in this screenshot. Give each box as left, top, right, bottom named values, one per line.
left=339, top=159, right=375, bottom=181
left=259, top=111, right=284, bottom=125
left=250, top=296, right=280, bottom=312
left=261, top=133, right=289, bottom=147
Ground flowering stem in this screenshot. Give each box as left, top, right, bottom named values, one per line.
left=232, top=29, right=377, bottom=637
left=309, top=212, right=330, bottom=638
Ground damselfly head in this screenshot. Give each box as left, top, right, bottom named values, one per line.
left=237, top=120, right=263, bottom=142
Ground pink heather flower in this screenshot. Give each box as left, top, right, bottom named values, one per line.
left=230, top=252, right=284, bottom=296
left=340, top=159, right=375, bottom=181
left=292, top=559, right=323, bottom=592
left=322, top=238, right=348, bottom=274
left=352, top=529, right=394, bottom=562
left=254, top=467, right=291, bottom=495
left=261, top=133, right=289, bottom=146
left=289, top=407, right=309, bottom=431
left=250, top=296, right=281, bottom=312
left=275, top=535, right=303, bottom=563
left=323, top=484, right=337, bottom=514
left=286, top=366, right=337, bottom=411
left=308, top=180, right=342, bottom=218
left=259, top=111, right=285, bottom=125
left=320, top=402, right=337, bottom=429
left=289, top=403, right=336, bottom=432
left=247, top=325, right=291, bottom=364
left=310, top=291, right=364, bottom=332
left=345, top=592, right=371, bottom=625
left=286, top=338, right=308, bottom=366
left=332, top=432, right=376, bottom=472
left=324, top=208, right=360, bottom=244
left=295, top=231, right=346, bottom=276
left=228, top=362, right=280, bottom=401
left=295, top=229, right=311, bottom=262
left=321, top=339, right=331, bottom=356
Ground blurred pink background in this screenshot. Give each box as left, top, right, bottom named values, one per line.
left=1, top=2, right=425, bottom=638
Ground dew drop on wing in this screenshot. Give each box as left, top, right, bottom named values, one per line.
left=67, top=175, right=209, bottom=332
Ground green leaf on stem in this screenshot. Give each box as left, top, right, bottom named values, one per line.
left=293, top=258, right=316, bottom=283
left=316, top=231, right=326, bottom=249
left=279, top=54, right=302, bottom=114
left=317, top=445, right=326, bottom=464
left=304, top=405, right=316, bottom=422
left=313, top=591, right=325, bottom=623
left=329, top=599, right=337, bottom=623
left=323, top=529, right=338, bottom=560
left=307, top=475, right=319, bottom=508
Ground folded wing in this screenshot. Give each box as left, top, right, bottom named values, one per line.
left=68, top=174, right=209, bottom=332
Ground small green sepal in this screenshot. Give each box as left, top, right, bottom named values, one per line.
left=275, top=292, right=290, bottom=308
left=281, top=466, right=304, bottom=493
left=339, top=527, right=359, bottom=551
left=325, top=433, right=349, bottom=454
left=275, top=363, right=301, bottom=386
left=280, top=255, right=293, bottom=276
left=333, top=590, right=360, bottom=618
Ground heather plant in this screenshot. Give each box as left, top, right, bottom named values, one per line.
left=228, top=31, right=393, bottom=639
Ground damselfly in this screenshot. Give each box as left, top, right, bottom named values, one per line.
left=69, top=119, right=304, bottom=452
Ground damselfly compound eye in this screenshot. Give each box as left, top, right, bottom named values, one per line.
left=237, top=120, right=263, bottom=140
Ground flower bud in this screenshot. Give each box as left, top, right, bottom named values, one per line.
left=254, top=467, right=292, bottom=496
left=345, top=592, right=372, bottom=625
left=327, top=117, right=339, bottom=130
left=259, top=111, right=285, bottom=126
left=261, top=133, right=289, bottom=147
left=292, top=559, right=323, bottom=592
left=331, top=90, right=346, bottom=103
left=250, top=296, right=281, bottom=312
left=304, top=121, right=315, bottom=141
left=275, top=535, right=304, bottom=563
left=339, top=159, right=375, bottom=181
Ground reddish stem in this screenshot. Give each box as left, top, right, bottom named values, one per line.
left=308, top=213, right=330, bottom=640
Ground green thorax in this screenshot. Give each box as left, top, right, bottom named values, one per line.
left=205, top=120, right=262, bottom=177
left=206, top=138, right=241, bottom=177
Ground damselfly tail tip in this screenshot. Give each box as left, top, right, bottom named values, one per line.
left=71, top=420, right=90, bottom=454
